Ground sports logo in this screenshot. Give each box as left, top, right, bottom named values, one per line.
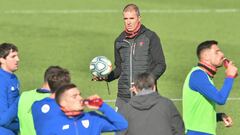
left=115, top=107, right=118, bottom=112
left=62, top=124, right=70, bottom=130
left=81, top=120, right=89, bottom=128
left=139, top=41, right=144, bottom=46
left=11, top=86, right=15, bottom=91
left=41, top=104, right=50, bottom=113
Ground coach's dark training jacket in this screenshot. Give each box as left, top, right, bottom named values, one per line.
left=119, top=91, right=185, bottom=135
left=107, top=25, right=166, bottom=98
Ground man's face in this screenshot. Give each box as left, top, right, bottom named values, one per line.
left=207, top=44, right=225, bottom=67
left=123, top=11, right=140, bottom=32
left=60, top=88, right=84, bottom=111
left=0, top=49, right=20, bottom=73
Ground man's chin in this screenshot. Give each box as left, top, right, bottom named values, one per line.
left=127, top=28, right=134, bottom=32
left=12, top=68, right=18, bottom=72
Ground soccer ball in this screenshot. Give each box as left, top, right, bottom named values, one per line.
left=89, top=56, right=112, bottom=78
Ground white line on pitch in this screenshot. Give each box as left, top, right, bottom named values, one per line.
left=104, top=97, right=240, bottom=103
left=1, top=9, right=239, bottom=14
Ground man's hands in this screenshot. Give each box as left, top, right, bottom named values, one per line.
left=225, top=61, right=238, bottom=78
left=92, top=76, right=107, bottom=81
left=222, top=113, right=233, bottom=127
left=83, top=95, right=103, bottom=110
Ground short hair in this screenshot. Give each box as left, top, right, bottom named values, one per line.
left=196, top=40, right=218, bottom=59
left=123, top=4, right=140, bottom=16
left=47, top=66, right=71, bottom=93
left=55, top=83, right=77, bottom=105
left=0, top=43, right=18, bottom=59
left=134, top=72, right=155, bottom=91
left=44, top=66, right=67, bottom=82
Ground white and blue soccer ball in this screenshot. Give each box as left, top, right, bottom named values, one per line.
left=89, top=56, right=112, bottom=77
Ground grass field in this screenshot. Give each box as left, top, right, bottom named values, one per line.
left=1, top=0, right=240, bottom=134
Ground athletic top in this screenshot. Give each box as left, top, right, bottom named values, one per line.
left=183, top=67, right=234, bottom=135
left=32, top=100, right=128, bottom=135
left=18, top=88, right=50, bottom=135
left=0, top=68, right=20, bottom=133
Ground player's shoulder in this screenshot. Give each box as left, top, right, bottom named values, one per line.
left=19, top=89, right=37, bottom=104
left=85, top=111, right=102, bottom=119
left=21, top=89, right=37, bottom=96
left=34, top=97, right=51, bottom=103
left=191, top=69, right=207, bottom=77
left=0, top=76, right=8, bottom=91
left=32, top=97, right=55, bottom=110
left=32, top=97, right=59, bottom=115
left=0, top=75, right=7, bottom=83
left=87, top=111, right=98, bottom=115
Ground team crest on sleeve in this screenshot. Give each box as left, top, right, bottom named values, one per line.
left=81, top=120, right=89, bottom=128
left=41, top=104, right=50, bottom=113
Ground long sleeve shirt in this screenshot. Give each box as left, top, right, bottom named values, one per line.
left=0, top=68, right=20, bottom=133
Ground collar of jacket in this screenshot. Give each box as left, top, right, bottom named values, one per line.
left=0, top=68, right=15, bottom=79
left=125, top=24, right=146, bottom=39
left=136, top=88, right=155, bottom=96
left=117, top=25, right=147, bottom=41
left=36, top=88, right=51, bottom=93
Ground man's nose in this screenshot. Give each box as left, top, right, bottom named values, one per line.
left=16, top=56, right=20, bottom=61
left=127, top=20, right=131, bottom=24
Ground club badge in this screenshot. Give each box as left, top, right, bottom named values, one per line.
left=81, top=120, right=89, bottom=128
left=41, top=104, right=50, bottom=113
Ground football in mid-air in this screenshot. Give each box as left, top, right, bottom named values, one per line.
left=89, top=56, right=112, bottom=77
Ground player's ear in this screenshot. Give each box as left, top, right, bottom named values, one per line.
left=152, top=85, right=156, bottom=92
left=58, top=95, right=66, bottom=107
left=131, top=86, right=138, bottom=94
left=0, top=57, right=5, bottom=65
left=60, top=100, right=67, bottom=108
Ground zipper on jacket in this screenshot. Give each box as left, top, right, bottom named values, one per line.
left=74, top=121, right=79, bottom=135
left=123, top=39, right=134, bottom=97
left=132, top=43, right=136, bottom=55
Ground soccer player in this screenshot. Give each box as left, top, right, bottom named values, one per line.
left=31, top=67, right=70, bottom=135
left=0, top=43, right=20, bottom=135
left=45, top=83, right=128, bottom=135
left=118, top=72, right=185, bottom=135
left=182, top=40, right=238, bottom=135
left=18, top=66, right=69, bottom=135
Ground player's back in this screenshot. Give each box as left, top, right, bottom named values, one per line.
left=18, top=89, right=50, bottom=135
left=31, top=97, right=61, bottom=135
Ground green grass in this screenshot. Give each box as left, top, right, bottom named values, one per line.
left=1, top=0, right=240, bottom=134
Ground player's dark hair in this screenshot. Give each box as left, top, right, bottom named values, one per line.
left=197, top=40, right=218, bottom=59
left=0, top=43, right=18, bottom=59
left=134, top=72, right=155, bottom=91
left=55, top=83, right=77, bottom=105
left=46, top=66, right=71, bottom=93
left=123, top=4, right=140, bottom=16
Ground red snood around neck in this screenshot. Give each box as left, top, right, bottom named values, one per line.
left=125, top=21, right=141, bottom=38
left=61, top=106, right=83, bottom=117
left=198, top=61, right=217, bottom=78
